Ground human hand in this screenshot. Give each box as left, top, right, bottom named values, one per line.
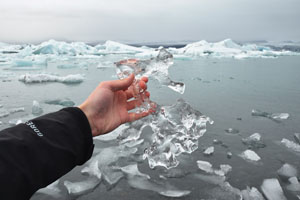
left=78, top=74, right=153, bottom=137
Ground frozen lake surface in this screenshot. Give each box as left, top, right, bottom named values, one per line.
left=0, top=40, right=300, bottom=199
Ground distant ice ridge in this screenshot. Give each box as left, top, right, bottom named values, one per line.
left=142, top=98, right=213, bottom=169
left=169, top=38, right=297, bottom=59
left=1, top=39, right=298, bottom=59
left=18, top=73, right=84, bottom=84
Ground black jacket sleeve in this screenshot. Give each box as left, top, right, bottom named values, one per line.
left=0, top=107, right=94, bottom=200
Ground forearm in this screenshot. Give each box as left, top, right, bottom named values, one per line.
left=0, top=107, right=94, bottom=200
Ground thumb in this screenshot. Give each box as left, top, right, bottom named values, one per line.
left=110, top=74, right=134, bottom=91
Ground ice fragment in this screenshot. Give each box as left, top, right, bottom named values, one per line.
left=261, top=178, right=287, bottom=200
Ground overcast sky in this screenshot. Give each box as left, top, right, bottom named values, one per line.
left=0, top=0, right=300, bottom=44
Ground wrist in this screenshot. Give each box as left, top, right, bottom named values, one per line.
left=78, top=104, right=100, bottom=137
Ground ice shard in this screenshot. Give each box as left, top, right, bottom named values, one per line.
left=32, top=100, right=43, bottom=116
left=64, top=178, right=100, bottom=196
left=241, top=186, right=264, bottom=200
left=143, top=99, right=213, bottom=169
left=281, top=138, right=300, bottom=152
left=277, top=163, right=298, bottom=180
left=240, top=150, right=261, bottom=162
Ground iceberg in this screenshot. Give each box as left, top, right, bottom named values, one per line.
left=281, top=138, right=300, bottom=153
left=261, top=178, right=287, bottom=200
left=240, top=150, right=261, bottom=162
left=19, top=73, right=84, bottom=84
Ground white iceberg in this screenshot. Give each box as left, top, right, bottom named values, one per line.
left=19, top=73, right=84, bottom=84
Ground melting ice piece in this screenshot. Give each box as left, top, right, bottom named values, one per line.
left=64, top=178, right=100, bottom=196
left=127, top=176, right=190, bottom=198
left=19, top=73, right=84, bottom=84
left=203, top=146, right=214, bottom=155
left=120, top=163, right=150, bottom=179
left=197, top=161, right=232, bottom=177
left=286, top=177, right=300, bottom=192
left=281, top=138, right=300, bottom=152
left=32, top=100, right=43, bottom=115
left=240, top=150, right=261, bottom=162
left=261, top=178, right=287, bottom=200
left=44, top=99, right=75, bottom=107
left=241, top=186, right=264, bottom=200
left=252, top=109, right=289, bottom=121
left=242, top=133, right=266, bottom=149
left=115, top=48, right=185, bottom=94
left=197, top=160, right=214, bottom=174
left=294, top=133, right=300, bottom=144
left=9, top=107, right=25, bottom=113
left=0, top=110, right=9, bottom=118
left=277, top=163, right=298, bottom=179
left=36, top=180, right=61, bottom=198
left=143, top=98, right=213, bottom=169
left=81, top=160, right=102, bottom=179
left=225, top=128, right=239, bottom=134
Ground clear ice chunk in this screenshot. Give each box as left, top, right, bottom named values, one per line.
left=261, top=178, right=287, bottom=200
left=281, top=138, right=300, bottom=152
left=19, top=73, right=84, bottom=84
left=36, top=180, right=61, bottom=198
left=277, top=163, right=298, bottom=180
left=242, top=133, right=266, bottom=149
left=240, top=150, right=261, bottom=162
left=143, top=98, right=213, bottom=169
left=81, top=160, right=102, bottom=179
left=32, top=100, right=43, bottom=116
left=197, top=160, right=232, bottom=177
left=115, top=48, right=185, bottom=95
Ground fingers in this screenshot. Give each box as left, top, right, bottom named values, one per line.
left=128, top=111, right=149, bottom=122
left=125, top=79, right=148, bottom=100
left=109, top=74, right=135, bottom=91
left=126, top=99, right=141, bottom=110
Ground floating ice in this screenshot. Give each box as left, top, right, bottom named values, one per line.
left=143, top=98, right=213, bottom=169
left=203, top=146, right=214, bottom=155
left=115, top=48, right=185, bottom=94
left=127, top=176, right=190, bottom=198
left=227, top=151, right=233, bottom=159
left=64, top=178, right=100, bottom=196
left=277, top=163, right=298, bottom=179
left=241, top=186, right=265, bottom=200
left=32, top=100, right=43, bottom=115
left=120, top=163, right=150, bottom=179
left=242, top=133, right=266, bottom=149
left=281, top=138, right=300, bottom=152
left=252, top=109, right=289, bottom=121
left=261, top=178, right=287, bottom=200
left=197, top=160, right=232, bottom=176
left=36, top=180, right=61, bottom=198
left=286, top=177, right=300, bottom=192
left=11, top=57, right=47, bottom=67
left=240, top=150, right=261, bottom=162
left=294, top=133, right=300, bottom=144
left=81, top=160, right=102, bottom=179
left=44, top=99, right=75, bottom=107
left=9, top=107, right=25, bottom=113
left=9, top=119, right=23, bottom=126
left=225, top=128, right=239, bottom=134
left=19, top=73, right=84, bottom=84
left=0, top=110, right=9, bottom=118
